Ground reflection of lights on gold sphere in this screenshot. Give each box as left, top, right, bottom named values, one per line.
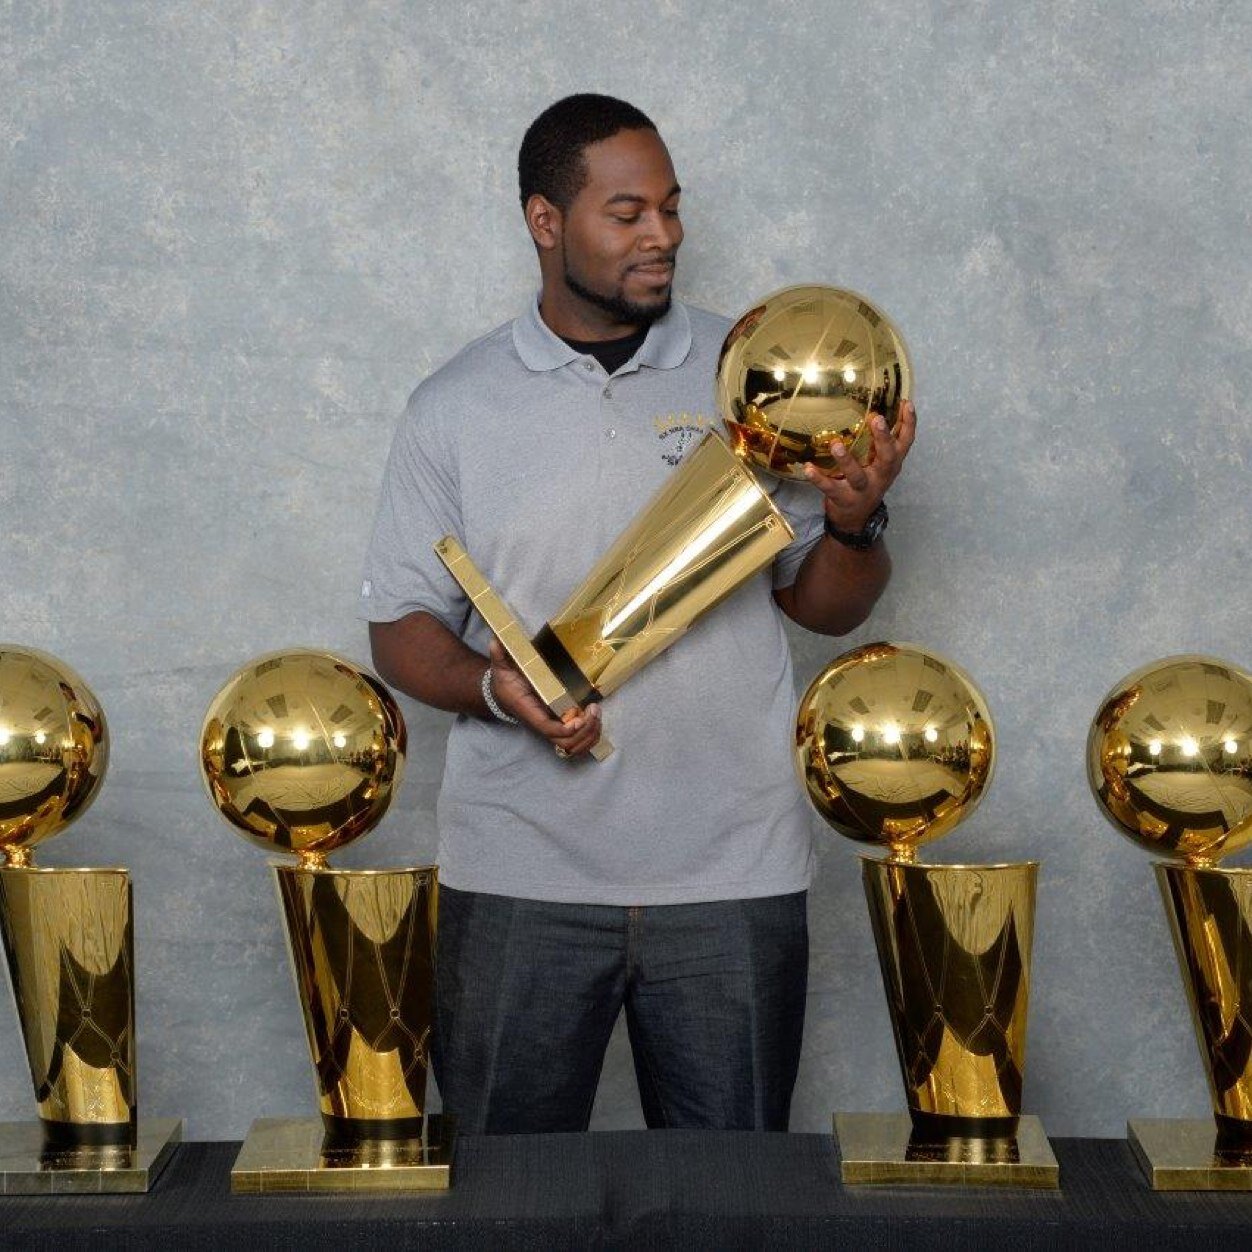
left=716, top=285, right=913, bottom=482
left=1087, top=655, right=1252, bottom=866
left=198, top=649, right=406, bottom=867
left=794, top=642, right=995, bottom=862
left=0, top=645, right=109, bottom=868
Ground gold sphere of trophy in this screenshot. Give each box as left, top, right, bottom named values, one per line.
left=797, top=643, right=1057, bottom=1186
left=0, top=645, right=180, bottom=1192
left=199, top=648, right=406, bottom=866
left=716, top=285, right=912, bottom=481
left=198, top=648, right=452, bottom=1192
left=1087, top=654, right=1252, bottom=1189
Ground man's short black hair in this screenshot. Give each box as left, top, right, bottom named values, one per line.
left=518, top=94, right=656, bottom=211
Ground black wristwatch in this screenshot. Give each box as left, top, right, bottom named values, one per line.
left=824, top=501, right=888, bottom=550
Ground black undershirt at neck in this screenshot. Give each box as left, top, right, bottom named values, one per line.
left=561, top=325, right=649, bottom=375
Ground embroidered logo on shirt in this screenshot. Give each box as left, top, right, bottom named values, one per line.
left=654, top=412, right=713, bottom=466
left=360, top=580, right=372, bottom=599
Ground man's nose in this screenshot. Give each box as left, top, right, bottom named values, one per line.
left=641, top=212, right=682, bottom=252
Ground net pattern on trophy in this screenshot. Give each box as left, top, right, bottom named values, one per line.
left=1159, top=867, right=1252, bottom=1121
left=1088, top=656, right=1252, bottom=864
left=546, top=433, right=790, bottom=699
left=0, top=870, right=134, bottom=1125
left=866, top=863, right=1033, bottom=1119
left=277, top=869, right=435, bottom=1121
left=716, top=286, right=912, bottom=482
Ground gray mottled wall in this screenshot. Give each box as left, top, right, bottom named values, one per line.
left=2, top=0, right=1250, bottom=1140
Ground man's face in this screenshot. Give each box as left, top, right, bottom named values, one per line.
left=557, top=128, right=683, bottom=328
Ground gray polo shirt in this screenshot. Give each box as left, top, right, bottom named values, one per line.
left=360, top=298, right=825, bottom=905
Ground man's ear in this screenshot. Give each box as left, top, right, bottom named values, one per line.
left=525, top=194, right=562, bottom=252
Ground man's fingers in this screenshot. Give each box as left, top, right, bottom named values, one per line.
left=868, top=414, right=899, bottom=475
left=828, top=439, right=870, bottom=490
left=552, top=705, right=602, bottom=758
left=894, top=400, right=918, bottom=455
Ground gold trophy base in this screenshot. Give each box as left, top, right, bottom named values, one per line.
left=1128, top=1118, right=1252, bottom=1190
left=834, top=1113, right=1060, bottom=1188
left=231, top=1115, right=455, bottom=1194
left=0, top=1117, right=182, bottom=1195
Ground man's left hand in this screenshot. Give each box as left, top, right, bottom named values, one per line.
left=802, top=400, right=917, bottom=533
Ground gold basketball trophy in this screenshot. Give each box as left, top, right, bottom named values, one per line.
left=0, top=645, right=181, bottom=1193
left=435, top=285, right=913, bottom=757
left=716, top=284, right=912, bottom=481
left=796, top=643, right=1059, bottom=1187
left=198, top=648, right=451, bottom=1193
left=1088, top=654, right=1252, bottom=1189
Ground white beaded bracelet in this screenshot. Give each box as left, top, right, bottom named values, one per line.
left=481, top=666, right=519, bottom=725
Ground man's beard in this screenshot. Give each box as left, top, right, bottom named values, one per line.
left=563, top=258, right=674, bottom=328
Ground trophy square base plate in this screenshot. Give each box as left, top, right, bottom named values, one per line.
left=0, top=1117, right=182, bottom=1195
left=1128, top=1117, right=1252, bottom=1190
left=834, top=1112, right=1060, bottom=1188
left=231, top=1115, right=455, bottom=1194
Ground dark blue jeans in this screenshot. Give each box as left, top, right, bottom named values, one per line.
left=432, top=885, right=808, bottom=1133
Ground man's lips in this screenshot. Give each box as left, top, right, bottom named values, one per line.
left=628, top=260, right=675, bottom=283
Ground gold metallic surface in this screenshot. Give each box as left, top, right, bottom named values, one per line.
left=795, top=643, right=995, bottom=860
left=1088, top=656, right=1252, bottom=866
left=545, top=432, right=791, bottom=697
left=199, top=649, right=406, bottom=866
left=433, top=537, right=615, bottom=761
left=231, top=1116, right=454, bottom=1193
left=0, top=1117, right=181, bottom=1195
left=716, top=285, right=912, bottom=482
left=1128, top=1118, right=1252, bottom=1191
left=834, top=1113, right=1059, bottom=1188
left=437, top=432, right=791, bottom=753
left=274, top=865, right=437, bottom=1130
left=0, top=646, right=108, bottom=867
left=0, top=868, right=136, bottom=1143
left=863, top=858, right=1038, bottom=1131
left=1156, top=863, right=1252, bottom=1135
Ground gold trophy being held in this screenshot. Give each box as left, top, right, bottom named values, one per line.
left=437, top=285, right=915, bottom=764
left=199, top=648, right=451, bottom=1192
left=796, top=642, right=1058, bottom=1187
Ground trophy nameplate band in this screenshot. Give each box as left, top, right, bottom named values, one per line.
left=834, top=1113, right=1060, bottom=1188
left=231, top=1116, right=455, bottom=1193
left=1129, top=1118, right=1252, bottom=1190
left=434, top=536, right=614, bottom=761
left=532, top=625, right=602, bottom=708
left=0, top=1117, right=182, bottom=1195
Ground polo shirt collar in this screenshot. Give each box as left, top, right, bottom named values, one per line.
left=512, top=294, right=692, bottom=373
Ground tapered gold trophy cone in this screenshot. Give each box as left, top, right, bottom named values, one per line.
left=199, top=649, right=452, bottom=1192
left=1088, top=654, right=1252, bottom=1188
left=0, top=645, right=180, bottom=1193
left=435, top=431, right=792, bottom=758
left=796, top=643, right=1058, bottom=1186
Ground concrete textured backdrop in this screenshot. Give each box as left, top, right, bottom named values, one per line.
left=2, top=0, right=1250, bottom=1140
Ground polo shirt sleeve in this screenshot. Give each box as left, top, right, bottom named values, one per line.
left=357, top=384, right=469, bottom=633
left=767, top=477, right=827, bottom=590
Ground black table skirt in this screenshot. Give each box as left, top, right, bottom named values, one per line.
left=4, top=1132, right=1252, bottom=1250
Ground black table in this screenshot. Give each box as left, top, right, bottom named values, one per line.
left=4, top=1132, right=1252, bottom=1249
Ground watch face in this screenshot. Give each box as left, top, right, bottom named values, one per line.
left=827, top=503, right=887, bottom=549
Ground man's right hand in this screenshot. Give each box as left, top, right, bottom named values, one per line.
left=487, top=638, right=602, bottom=759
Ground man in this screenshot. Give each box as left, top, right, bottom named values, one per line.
left=360, top=94, right=914, bottom=1133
